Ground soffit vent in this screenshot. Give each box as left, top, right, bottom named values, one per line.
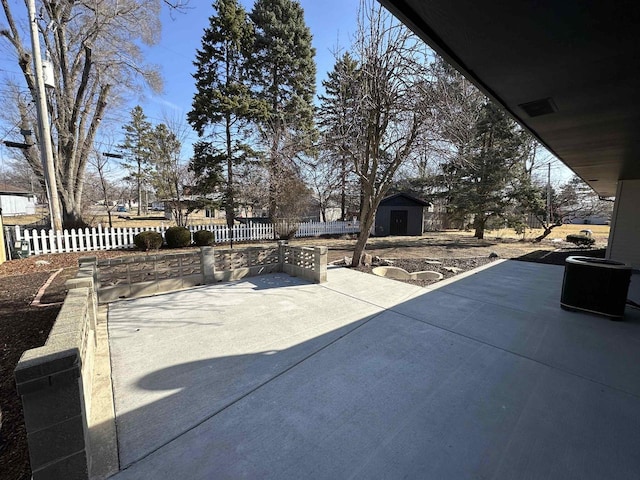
left=519, top=97, right=557, bottom=117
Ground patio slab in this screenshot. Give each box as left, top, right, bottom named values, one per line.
left=108, top=261, right=640, bottom=479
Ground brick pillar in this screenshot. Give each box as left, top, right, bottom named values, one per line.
left=15, top=350, right=90, bottom=480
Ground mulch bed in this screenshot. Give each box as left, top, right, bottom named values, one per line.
left=0, top=272, right=65, bottom=480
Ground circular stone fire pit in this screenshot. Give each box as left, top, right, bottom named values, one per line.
left=372, top=266, right=443, bottom=282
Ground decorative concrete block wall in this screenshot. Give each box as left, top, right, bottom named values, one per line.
left=97, top=244, right=328, bottom=302
left=282, top=246, right=328, bottom=283
left=201, top=245, right=281, bottom=283
left=96, top=251, right=203, bottom=302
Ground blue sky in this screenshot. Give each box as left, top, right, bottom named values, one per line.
left=136, top=0, right=360, bottom=135
left=134, top=0, right=571, bottom=183
left=0, top=0, right=572, bottom=183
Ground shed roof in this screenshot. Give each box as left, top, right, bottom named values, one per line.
left=379, top=193, right=430, bottom=207
left=0, top=183, right=35, bottom=196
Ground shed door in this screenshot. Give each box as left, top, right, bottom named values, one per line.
left=390, top=210, right=408, bottom=235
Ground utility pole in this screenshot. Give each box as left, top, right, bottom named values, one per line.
left=27, top=0, right=63, bottom=232
left=546, top=162, right=551, bottom=225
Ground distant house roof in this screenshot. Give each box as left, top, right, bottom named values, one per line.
left=0, top=183, right=35, bottom=196
left=379, top=193, right=430, bottom=207
left=160, top=192, right=223, bottom=203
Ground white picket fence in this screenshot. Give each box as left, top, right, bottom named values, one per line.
left=12, top=220, right=360, bottom=256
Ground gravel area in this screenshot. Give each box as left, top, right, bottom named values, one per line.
left=355, top=256, right=498, bottom=287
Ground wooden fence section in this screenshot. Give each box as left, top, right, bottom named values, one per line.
left=12, top=220, right=359, bottom=256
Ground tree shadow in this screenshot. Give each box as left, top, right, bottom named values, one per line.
left=515, top=248, right=606, bottom=266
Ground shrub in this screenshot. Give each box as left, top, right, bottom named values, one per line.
left=273, top=218, right=299, bottom=240
left=193, top=229, right=215, bottom=246
left=165, top=226, right=192, bottom=248
left=133, top=231, right=163, bottom=251
left=566, top=233, right=596, bottom=247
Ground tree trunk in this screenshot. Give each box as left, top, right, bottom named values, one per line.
left=225, top=113, right=235, bottom=248
left=340, top=157, right=347, bottom=220
left=137, top=159, right=142, bottom=216
left=269, top=124, right=280, bottom=240
left=473, top=216, right=485, bottom=239
left=534, top=224, right=558, bottom=242
left=351, top=218, right=375, bottom=267
left=60, top=198, right=85, bottom=229
left=351, top=191, right=376, bottom=267
left=61, top=211, right=84, bottom=229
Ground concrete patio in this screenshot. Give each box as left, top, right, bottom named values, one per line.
left=107, top=261, right=640, bottom=479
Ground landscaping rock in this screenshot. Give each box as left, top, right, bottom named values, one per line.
left=489, top=252, right=499, bottom=258
left=443, top=266, right=463, bottom=274
left=372, top=256, right=394, bottom=266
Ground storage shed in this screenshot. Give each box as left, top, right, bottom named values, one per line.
left=374, top=193, right=430, bottom=236
left=0, top=184, right=37, bottom=216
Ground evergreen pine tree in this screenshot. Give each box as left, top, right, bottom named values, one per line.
left=119, top=106, right=154, bottom=216
left=249, top=0, right=316, bottom=219
left=188, top=0, right=261, bottom=242
left=318, top=52, right=360, bottom=220
left=444, top=102, right=530, bottom=239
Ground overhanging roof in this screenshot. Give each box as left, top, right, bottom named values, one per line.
left=379, top=0, right=640, bottom=197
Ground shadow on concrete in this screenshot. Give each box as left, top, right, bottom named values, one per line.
left=106, top=263, right=640, bottom=479
left=515, top=248, right=606, bottom=266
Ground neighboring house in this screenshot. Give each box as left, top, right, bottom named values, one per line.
left=162, top=195, right=208, bottom=221
left=0, top=184, right=37, bottom=216
left=307, top=197, right=344, bottom=222
left=565, top=215, right=610, bottom=225
left=374, top=193, right=430, bottom=236
left=205, top=204, right=269, bottom=221
left=160, top=191, right=269, bottom=223
left=423, top=198, right=448, bottom=231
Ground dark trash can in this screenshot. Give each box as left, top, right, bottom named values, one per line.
left=561, top=256, right=632, bottom=319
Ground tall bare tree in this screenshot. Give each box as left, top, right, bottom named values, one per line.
left=0, top=0, right=185, bottom=227
left=337, top=1, right=434, bottom=266
left=86, top=148, right=125, bottom=227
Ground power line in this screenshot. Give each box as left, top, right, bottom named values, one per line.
left=0, top=105, right=36, bottom=143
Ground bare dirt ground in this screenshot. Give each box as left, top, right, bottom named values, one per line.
left=292, top=224, right=609, bottom=264
left=0, top=224, right=608, bottom=479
